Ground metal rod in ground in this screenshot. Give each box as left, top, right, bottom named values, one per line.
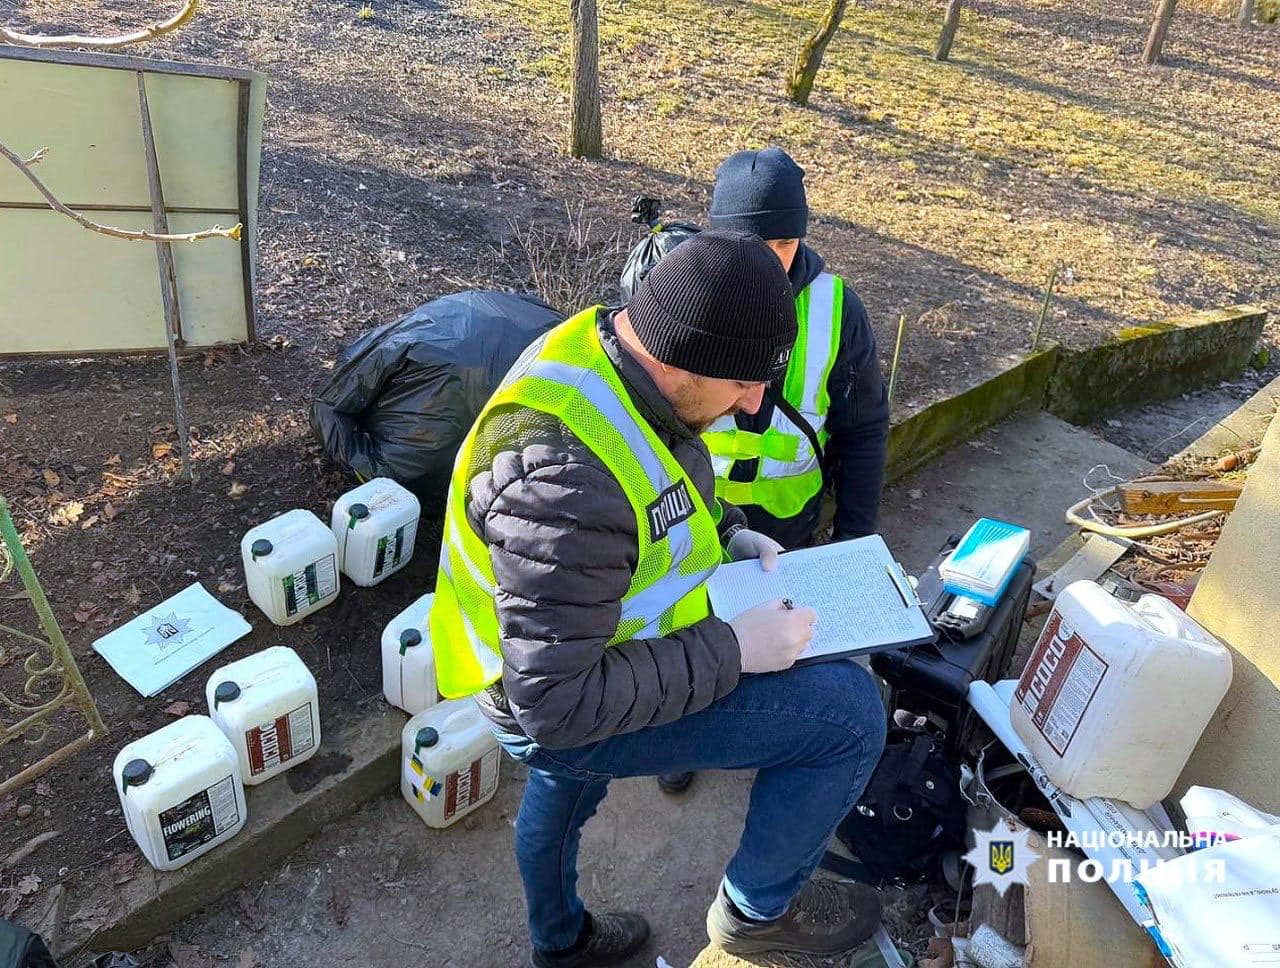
left=1032, top=265, right=1059, bottom=353
left=887, top=313, right=908, bottom=409
left=137, top=71, right=193, bottom=483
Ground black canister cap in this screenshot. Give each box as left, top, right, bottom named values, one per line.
left=121, top=758, right=153, bottom=794
left=399, top=628, right=423, bottom=654
left=349, top=503, right=369, bottom=523
left=250, top=538, right=273, bottom=559
left=214, top=681, right=241, bottom=706
left=414, top=727, right=439, bottom=752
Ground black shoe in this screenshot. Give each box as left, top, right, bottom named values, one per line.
left=657, top=771, right=694, bottom=794
left=530, top=912, right=651, bottom=967
left=706, top=878, right=881, bottom=957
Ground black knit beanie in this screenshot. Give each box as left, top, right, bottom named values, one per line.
left=625, top=230, right=797, bottom=383
left=708, top=146, right=809, bottom=240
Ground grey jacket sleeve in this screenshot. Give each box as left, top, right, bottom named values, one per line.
left=473, top=444, right=742, bottom=750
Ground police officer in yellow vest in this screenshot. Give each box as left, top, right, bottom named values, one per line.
left=429, top=232, right=887, bottom=966
left=658, top=147, right=891, bottom=796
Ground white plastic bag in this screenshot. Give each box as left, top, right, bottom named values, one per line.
left=1180, top=785, right=1280, bottom=849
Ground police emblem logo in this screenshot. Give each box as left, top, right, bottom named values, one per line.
left=989, top=840, right=1014, bottom=876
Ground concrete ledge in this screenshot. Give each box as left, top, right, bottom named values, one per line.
left=886, top=345, right=1060, bottom=483
left=1046, top=305, right=1267, bottom=425
left=64, top=705, right=405, bottom=956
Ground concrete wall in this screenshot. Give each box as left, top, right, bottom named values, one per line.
left=1046, top=306, right=1266, bottom=424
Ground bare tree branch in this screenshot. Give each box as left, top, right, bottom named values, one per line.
left=1, top=0, right=200, bottom=50
left=0, top=141, right=242, bottom=243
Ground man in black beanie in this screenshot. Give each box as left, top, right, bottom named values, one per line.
left=437, top=230, right=886, bottom=965
left=657, top=147, right=891, bottom=797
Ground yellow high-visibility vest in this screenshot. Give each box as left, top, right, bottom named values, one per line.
left=704, top=272, right=843, bottom=519
left=428, top=308, right=724, bottom=698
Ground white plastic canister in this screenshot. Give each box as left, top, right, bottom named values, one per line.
left=1011, top=579, right=1233, bottom=808
left=242, top=509, right=340, bottom=625
left=400, top=699, right=500, bottom=829
left=113, top=715, right=247, bottom=871
left=331, top=478, right=421, bottom=587
left=381, top=592, right=438, bottom=716
left=206, top=646, right=321, bottom=785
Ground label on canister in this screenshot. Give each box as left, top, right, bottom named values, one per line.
left=1015, top=611, right=1109, bottom=756
left=372, top=522, right=416, bottom=579
left=443, top=747, right=499, bottom=821
left=282, top=555, right=337, bottom=616
left=245, top=702, right=316, bottom=775
left=159, top=775, right=240, bottom=861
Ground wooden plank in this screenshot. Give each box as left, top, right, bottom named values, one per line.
left=236, top=78, right=258, bottom=341
left=1119, top=480, right=1242, bottom=514
left=0, top=42, right=264, bottom=84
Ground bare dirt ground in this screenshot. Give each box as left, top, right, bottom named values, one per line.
left=1, top=0, right=1277, bottom=951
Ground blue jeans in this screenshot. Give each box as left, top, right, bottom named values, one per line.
left=494, top=659, right=888, bottom=952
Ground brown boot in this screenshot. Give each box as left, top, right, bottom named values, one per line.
left=706, top=878, right=881, bottom=956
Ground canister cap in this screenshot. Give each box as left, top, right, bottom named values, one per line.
left=122, top=758, right=153, bottom=793
left=414, top=727, right=439, bottom=752
left=214, top=681, right=241, bottom=706
left=349, top=503, right=369, bottom=522
left=399, top=628, right=423, bottom=654
left=250, top=538, right=273, bottom=559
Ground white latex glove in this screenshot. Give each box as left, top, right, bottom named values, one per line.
left=729, top=598, right=818, bottom=674
left=726, top=528, right=784, bottom=572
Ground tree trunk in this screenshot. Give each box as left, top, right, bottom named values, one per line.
left=935, top=0, right=964, bottom=60
left=1237, top=0, right=1255, bottom=25
left=786, top=0, right=848, bottom=107
left=569, top=0, right=602, bottom=158
left=1142, top=0, right=1178, bottom=65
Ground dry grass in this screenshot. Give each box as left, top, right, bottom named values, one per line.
left=465, top=0, right=1279, bottom=345
left=504, top=201, right=628, bottom=313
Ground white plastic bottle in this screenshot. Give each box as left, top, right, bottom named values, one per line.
left=401, top=699, right=500, bottom=829
left=206, top=646, right=321, bottom=785
left=113, top=715, right=247, bottom=871
left=331, top=478, right=421, bottom=587
left=1011, top=580, right=1233, bottom=808
left=381, top=592, right=438, bottom=715
left=241, top=509, right=340, bottom=625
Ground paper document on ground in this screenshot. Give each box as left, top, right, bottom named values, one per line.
left=707, top=535, right=934, bottom=660
left=1135, top=831, right=1280, bottom=968
left=93, top=582, right=251, bottom=697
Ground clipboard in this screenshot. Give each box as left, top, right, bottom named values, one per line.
left=707, top=534, right=937, bottom=665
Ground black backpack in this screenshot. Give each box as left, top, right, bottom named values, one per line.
left=822, top=724, right=967, bottom=886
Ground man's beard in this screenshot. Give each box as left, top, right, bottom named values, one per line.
left=670, top=377, right=732, bottom=433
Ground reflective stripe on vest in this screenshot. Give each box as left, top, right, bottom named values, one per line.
left=706, top=272, right=843, bottom=519
left=428, top=308, right=723, bottom=698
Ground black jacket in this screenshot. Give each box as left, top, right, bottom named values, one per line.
left=725, top=244, right=890, bottom=548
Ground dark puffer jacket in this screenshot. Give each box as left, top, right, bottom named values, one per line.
left=468, top=309, right=747, bottom=749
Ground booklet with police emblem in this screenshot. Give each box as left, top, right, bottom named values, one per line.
left=708, top=535, right=936, bottom=663
left=92, top=582, right=251, bottom=696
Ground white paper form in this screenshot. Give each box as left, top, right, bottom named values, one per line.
left=1135, top=832, right=1280, bottom=967
left=707, top=535, right=934, bottom=661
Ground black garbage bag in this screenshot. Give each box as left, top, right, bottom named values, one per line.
left=310, top=290, right=562, bottom=511
left=618, top=196, right=700, bottom=303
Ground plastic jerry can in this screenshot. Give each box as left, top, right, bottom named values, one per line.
left=241, top=509, right=340, bottom=626
left=113, top=715, right=247, bottom=871
left=401, top=699, right=501, bottom=828
left=331, top=478, right=421, bottom=587
left=206, top=646, right=321, bottom=785
left=381, top=592, right=438, bottom=715
left=1011, top=579, right=1233, bottom=808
